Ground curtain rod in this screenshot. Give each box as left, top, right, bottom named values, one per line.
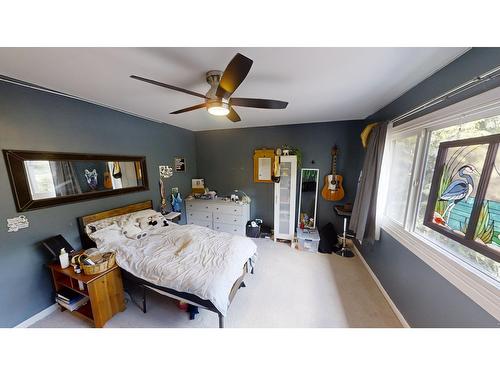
left=391, top=65, right=500, bottom=124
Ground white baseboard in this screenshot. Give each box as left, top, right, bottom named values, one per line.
left=14, top=303, right=58, bottom=328
left=351, top=244, right=411, bottom=328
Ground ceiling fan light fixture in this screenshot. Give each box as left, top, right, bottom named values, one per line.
left=207, top=101, right=230, bottom=116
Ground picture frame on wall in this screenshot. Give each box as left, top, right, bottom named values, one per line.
left=175, top=157, right=185, bottom=172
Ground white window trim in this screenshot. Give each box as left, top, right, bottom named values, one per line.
left=379, top=86, right=500, bottom=321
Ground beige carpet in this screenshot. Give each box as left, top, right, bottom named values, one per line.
left=31, top=239, right=402, bottom=328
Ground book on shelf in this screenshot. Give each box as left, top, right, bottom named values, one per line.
left=56, top=295, right=89, bottom=312
left=56, top=287, right=86, bottom=304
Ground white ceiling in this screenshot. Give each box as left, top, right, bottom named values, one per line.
left=0, top=47, right=468, bottom=131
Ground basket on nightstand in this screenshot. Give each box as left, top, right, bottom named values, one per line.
left=73, top=251, right=116, bottom=275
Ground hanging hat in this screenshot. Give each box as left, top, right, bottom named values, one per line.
left=360, top=123, right=377, bottom=148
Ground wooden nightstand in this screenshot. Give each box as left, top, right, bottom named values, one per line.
left=48, top=263, right=126, bottom=327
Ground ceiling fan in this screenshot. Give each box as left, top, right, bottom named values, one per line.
left=130, top=53, right=288, bottom=122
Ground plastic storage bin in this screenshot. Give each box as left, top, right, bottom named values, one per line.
left=296, top=228, right=320, bottom=252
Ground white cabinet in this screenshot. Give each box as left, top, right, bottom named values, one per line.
left=274, top=155, right=298, bottom=241
left=186, top=199, right=250, bottom=236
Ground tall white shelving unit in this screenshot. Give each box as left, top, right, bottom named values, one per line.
left=274, top=155, right=298, bottom=242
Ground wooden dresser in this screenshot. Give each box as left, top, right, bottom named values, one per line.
left=186, top=198, right=250, bottom=236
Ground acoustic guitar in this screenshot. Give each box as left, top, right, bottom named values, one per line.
left=321, top=145, right=345, bottom=201
left=103, top=164, right=113, bottom=189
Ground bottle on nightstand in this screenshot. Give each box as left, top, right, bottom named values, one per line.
left=59, top=248, right=69, bottom=269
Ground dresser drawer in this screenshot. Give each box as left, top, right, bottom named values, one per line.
left=214, top=223, right=245, bottom=235
left=187, top=219, right=213, bottom=229
left=186, top=201, right=213, bottom=212
left=187, top=211, right=212, bottom=222
left=214, top=213, right=244, bottom=225
left=214, top=204, right=243, bottom=215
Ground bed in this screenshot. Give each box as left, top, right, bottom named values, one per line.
left=77, top=200, right=257, bottom=328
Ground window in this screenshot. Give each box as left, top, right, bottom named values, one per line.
left=385, top=135, right=418, bottom=224
left=24, top=160, right=56, bottom=200
left=384, top=110, right=500, bottom=282
left=424, top=135, right=500, bottom=262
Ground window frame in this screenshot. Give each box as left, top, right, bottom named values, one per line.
left=423, top=134, right=500, bottom=263
left=378, top=86, right=500, bottom=321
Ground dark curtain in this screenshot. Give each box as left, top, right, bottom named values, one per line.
left=49, top=161, right=82, bottom=196
left=349, top=121, right=388, bottom=242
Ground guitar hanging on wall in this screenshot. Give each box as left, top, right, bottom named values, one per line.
left=321, top=145, right=345, bottom=201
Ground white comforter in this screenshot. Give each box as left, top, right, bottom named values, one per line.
left=97, top=223, right=257, bottom=315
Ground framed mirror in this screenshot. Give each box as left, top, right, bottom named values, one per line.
left=253, top=149, right=275, bottom=183
left=297, top=168, right=319, bottom=229
left=3, top=150, right=148, bottom=212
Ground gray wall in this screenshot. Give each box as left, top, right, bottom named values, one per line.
left=195, top=121, right=365, bottom=232
left=0, top=81, right=197, bottom=327
left=361, top=48, right=500, bottom=327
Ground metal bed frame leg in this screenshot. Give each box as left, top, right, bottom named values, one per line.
left=218, top=313, right=225, bottom=329
left=142, top=285, right=147, bottom=313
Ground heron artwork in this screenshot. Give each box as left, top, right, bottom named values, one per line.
left=437, top=164, right=478, bottom=224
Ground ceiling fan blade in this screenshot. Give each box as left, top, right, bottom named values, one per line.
left=170, top=103, right=207, bottom=114
left=230, top=97, right=288, bottom=109
left=226, top=107, right=241, bottom=122
left=130, top=75, right=206, bottom=99
left=216, top=53, right=253, bottom=99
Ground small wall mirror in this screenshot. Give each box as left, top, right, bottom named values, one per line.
left=298, top=168, right=319, bottom=229
left=3, top=150, right=148, bottom=212
left=253, top=149, right=275, bottom=183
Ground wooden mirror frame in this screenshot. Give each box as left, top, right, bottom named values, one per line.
left=3, top=149, right=149, bottom=212
left=297, top=168, right=319, bottom=229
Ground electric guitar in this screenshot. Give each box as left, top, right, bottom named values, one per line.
left=321, top=145, right=345, bottom=201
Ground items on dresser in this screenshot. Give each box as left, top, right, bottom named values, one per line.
left=191, top=178, right=205, bottom=194
left=186, top=198, right=250, bottom=236
left=274, top=155, right=298, bottom=242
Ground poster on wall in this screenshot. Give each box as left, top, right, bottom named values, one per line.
left=174, top=157, right=185, bottom=172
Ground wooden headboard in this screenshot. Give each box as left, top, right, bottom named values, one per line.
left=77, top=200, right=153, bottom=249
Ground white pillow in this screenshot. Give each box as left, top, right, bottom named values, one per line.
left=85, top=209, right=158, bottom=234
left=85, top=217, right=117, bottom=235
left=88, top=223, right=123, bottom=247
